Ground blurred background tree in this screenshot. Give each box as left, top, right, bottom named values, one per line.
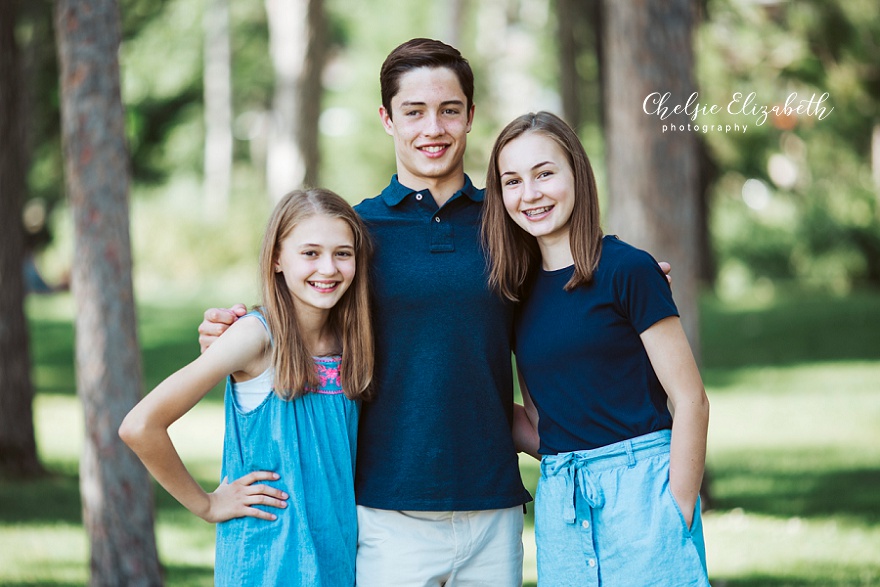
left=9, top=0, right=875, bottom=304
left=202, top=0, right=233, bottom=215
left=601, top=0, right=703, bottom=358
left=12, top=0, right=872, bottom=315
left=0, top=0, right=43, bottom=480
left=264, top=0, right=326, bottom=199
left=54, top=0, right=162, bottom=583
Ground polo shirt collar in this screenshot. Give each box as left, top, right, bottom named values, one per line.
left=380, top=174, right=484, bottom=206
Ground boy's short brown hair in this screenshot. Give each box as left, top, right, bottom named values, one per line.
left=379, top=38, right=474, bottom=119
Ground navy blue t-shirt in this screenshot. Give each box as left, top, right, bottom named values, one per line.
left=353, top=175, right=531, bottom=511
left=515, top=235, right=678, bottom=454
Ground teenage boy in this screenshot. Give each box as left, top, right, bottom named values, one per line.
left=200, top=38, right=670, bottom=585
left=201, top=38, right=531, bottom=586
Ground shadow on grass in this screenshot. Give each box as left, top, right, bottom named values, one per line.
left=710, top=463, right=880, bottom=524
left=162, top=562, right=214, bottom=587
left=0, top=467, right=223, bottom=526
left=0, top=470, right=82, bottom=525
left=2, top=581, right=85, bottom=587
left=29, top=303, right=226, bottom=401
left=700, top=291, right=880, bottom=371
left=29, top=318, right=77, bottom=396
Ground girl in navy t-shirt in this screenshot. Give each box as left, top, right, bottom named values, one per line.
left=482, top=111, right=711, bottom=586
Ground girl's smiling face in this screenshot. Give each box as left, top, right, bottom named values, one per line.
left=274, top=214, right=356, bottom=317
left=497, top=132, right=576, bottom=245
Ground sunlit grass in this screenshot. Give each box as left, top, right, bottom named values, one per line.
left=0, top=523, right=88, bottom=586
left=704, top=511, right=880, bottom=587
left=702, top=362, right=880, bottom=586
left=1, top=393, right=223, bottom=586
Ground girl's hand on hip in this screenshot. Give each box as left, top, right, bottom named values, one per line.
left=205, top=471, right=288, bottom=523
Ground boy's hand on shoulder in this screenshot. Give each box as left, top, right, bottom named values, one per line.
left=204, top=471, right=289, bottom=523
left=198, top=303, right=247, bottom=353
left=659, top=261, right=672, bottom=286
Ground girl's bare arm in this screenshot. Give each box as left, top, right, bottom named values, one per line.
left=640, top=316, right=710, bottom=528
left=120, top=316, right=287, bottom=522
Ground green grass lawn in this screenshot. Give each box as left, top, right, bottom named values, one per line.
left=3, top=289, right=880, bottom=586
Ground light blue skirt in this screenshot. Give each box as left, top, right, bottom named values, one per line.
left=535, top=430, right=710, bottom=586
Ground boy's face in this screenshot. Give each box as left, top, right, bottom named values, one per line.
left=379, top=66, right=474, bottom=192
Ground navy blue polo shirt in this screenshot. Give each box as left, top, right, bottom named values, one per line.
left=515, top=236, right=678, bottom=454
left=353, top=175, right=531, bottom=511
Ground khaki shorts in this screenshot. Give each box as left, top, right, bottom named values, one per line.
left=355, top=505, right=524, bottom=587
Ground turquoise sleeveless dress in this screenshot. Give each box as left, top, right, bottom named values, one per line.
left=215, top=312, right=359, bottom=586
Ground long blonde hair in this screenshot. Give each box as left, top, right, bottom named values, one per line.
left=259, top=188, right=374, bottom=401
left=482, top=111, right=603, bottom=302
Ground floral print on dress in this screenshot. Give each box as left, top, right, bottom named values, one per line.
left=305, top=356, right=344, bottom=395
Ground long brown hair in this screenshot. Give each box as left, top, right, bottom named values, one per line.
left=259, top=188, right=374, bottom=401
left=482, top=111, right=603, bottom=302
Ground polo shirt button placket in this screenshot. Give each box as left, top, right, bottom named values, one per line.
left=429, top=212, right=453, bottom=252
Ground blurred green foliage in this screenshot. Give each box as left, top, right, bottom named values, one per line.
left=699, top=0, right=880, bottom=292
left=16, top=0, right=880, bottom=297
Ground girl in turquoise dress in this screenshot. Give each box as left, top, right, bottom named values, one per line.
left=121, top=188, right=374, bottom=586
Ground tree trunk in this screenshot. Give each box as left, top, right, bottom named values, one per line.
left=696, top=137, right=718, bottom=283
left=475, top=0, right=543, bottom=128
left=0, top=0, right=44, bottom=480
left=873, top=123, right=880, bottom=202
left=203, top=0, right=232, bottom=216
left=264, top=0, right=326, bottom=200
left=437, top=0, right=467, bottom=50
left=556, top=0, right=583, bottom=131
left=555, top=0, right=604, bottom=133
left=601, top=0, right=702, bottom=362
left=54, top=1, right=163, bottom=584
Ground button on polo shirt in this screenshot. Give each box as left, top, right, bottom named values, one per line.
left=353, top=175, right=531, bottom=511
left=383, top=185, right=459, bottom=254
left=430, top=211, right=452, bottom=252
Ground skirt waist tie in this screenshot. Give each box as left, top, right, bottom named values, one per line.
left=541, top=453, right=605, bottom=524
